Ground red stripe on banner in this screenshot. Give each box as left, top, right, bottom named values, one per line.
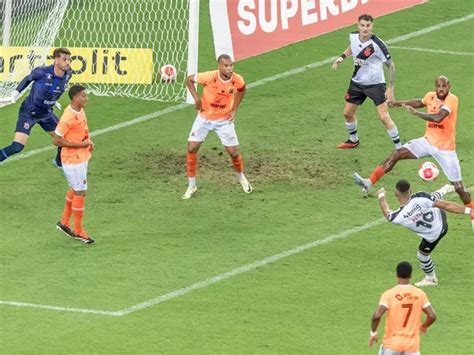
left=212, top=0, right=425, bottom=60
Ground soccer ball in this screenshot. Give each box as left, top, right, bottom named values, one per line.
left=160, top=64, right=177, bottom=82
left=418, top=162, right=439, bottom=182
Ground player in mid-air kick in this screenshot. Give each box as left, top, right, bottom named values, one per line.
left=377, top=180, right=474, bottom=287
left=353, top=76, right=473, bottom=231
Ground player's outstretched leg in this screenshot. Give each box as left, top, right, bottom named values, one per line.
left=353, top=148, right=415, bottom=195
left=452, top=181, right=474, bottom=232
left=225, top=146, right=252, bottom=193
left=0, top=141, right=24, bottom=162
left=415, top=251, right=438, bottom=287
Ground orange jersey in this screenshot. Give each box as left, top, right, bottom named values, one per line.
left=55, top=105, right=91, bottom=165
left=196, top=70, right=245, bottom=120
left=422, top=91, right=458, bottom=151
left=379, top=284, right=430, bottom=353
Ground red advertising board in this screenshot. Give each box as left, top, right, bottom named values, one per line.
left=210, top=0, right=425, bottom=60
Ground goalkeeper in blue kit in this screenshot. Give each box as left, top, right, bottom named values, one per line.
left=0, top=47, right=72, bottom=167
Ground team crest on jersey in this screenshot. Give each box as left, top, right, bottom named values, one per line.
left=46, top=73, right=52, bottom=80
left=363, top=46, right=373, bottom=57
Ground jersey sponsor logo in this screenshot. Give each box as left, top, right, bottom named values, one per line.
left=0, top=46, right=153, bottom=84
left=353, top=58, right=368, bottom=66
left=428, top=123, right=445, bottom=129
left=402, top=204, right=422, bottom=219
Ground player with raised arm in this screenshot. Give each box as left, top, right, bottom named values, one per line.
left=53, top=85, right=95, bottom=244
left=369, top=261, right=436, bottom=354
left=332, top=14, right=400, bottom=150
left=183, top=54, right=252, bottom=199
left=353, top=76, right=473, bottom=230
left=376, top=180, right=474, bottom=286
left=0, top=48, right=72, bottom=167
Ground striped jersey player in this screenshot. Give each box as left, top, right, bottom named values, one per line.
left=331, top=14, right=401, bottom=150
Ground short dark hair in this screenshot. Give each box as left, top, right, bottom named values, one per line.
left=396, top=179, right=411, bottom=193
left=217, top=54, right=232, bottom=63
left=358, top=14, right=374, bottom=22
left=396, top=261, right=413, bottom=279
left=68, top=85, right=86, bottom=100
left=53, top=47, right=71, bottom=58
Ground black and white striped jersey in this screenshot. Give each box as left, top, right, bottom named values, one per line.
left=387, top=192, right=447, bottom=242
left=349, top=32, right=391, bottom=86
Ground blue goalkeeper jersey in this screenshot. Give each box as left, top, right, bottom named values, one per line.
left=17, top=65, right=72, bottom=118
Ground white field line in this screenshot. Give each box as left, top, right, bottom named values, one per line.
left=1, top=15, right=473, bottom=316
left=390, top=46, right=474, bottom=56
left=1, top=13, right=472, bottom=166
left=0, top=218, right=387, bottom=317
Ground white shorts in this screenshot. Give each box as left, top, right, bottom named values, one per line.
left=63, top=162, right=88, bottom=191
left=188, top=114, right=239, bottom=146
left=404, top=137, right=462, bottom=182
left=379, top=346, right=419, bottom=355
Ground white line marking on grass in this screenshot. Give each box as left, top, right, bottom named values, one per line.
left=390, top=46, right=474, bottom=56
left=115, top=218, right=386, bottom=316
left=0, top=217, right=387, bottom=316
left=0, top=300, right=122, bottom=317
left=1, top=14, right=472, bottom=166
left=386, top=13, right=474, bottom=44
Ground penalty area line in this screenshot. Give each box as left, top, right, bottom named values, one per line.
left=0, top=217, right=387, bottom=317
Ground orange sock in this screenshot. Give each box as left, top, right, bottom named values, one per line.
left=72, top=195, right=85, bottom=235
left=369, top=165, right=385, bottom=185
left=60, top=189, right=75, bottom=226
left=232, top=154, right=244, bottom=173
left=186, top=152, right=198, bottom=177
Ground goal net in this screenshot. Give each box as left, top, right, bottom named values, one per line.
left=0, top=0, right=199, bottom=105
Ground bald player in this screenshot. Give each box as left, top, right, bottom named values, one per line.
left=353, top=76, right=473, bottom=230
left=182, top=54, right=252, bottom=199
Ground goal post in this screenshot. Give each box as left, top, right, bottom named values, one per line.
left=0, top=0, right=200, bottom=105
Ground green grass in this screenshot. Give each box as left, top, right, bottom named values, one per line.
left=1, top=0, right=473, bottom=353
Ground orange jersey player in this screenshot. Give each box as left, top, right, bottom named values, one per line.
left=182, top=54, right=252, bottom=199
left=52, top=85, right=95, bottom=244
left=369, top=262, right=437, bottom=354
left=353, top=75, right=473, bottom=232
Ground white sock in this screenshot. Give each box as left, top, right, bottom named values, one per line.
left=417, top=251, right=436, bottom=278
left=236, top=172, right=244, bottom=180
left=387, top=126, right=402, bottom=149
left=345, top=121, right=358, bottom=142
left=188, top=176, right=196, bottom=188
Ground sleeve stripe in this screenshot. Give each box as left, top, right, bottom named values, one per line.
left=441, top=105, right=451, bottom=113
left=54, top=129, right=64, bottom=137
left=423, top=302, right=431, bottom=309
left=372, top=35, right=391, bottom=59
left=379, top=302, right=389, bottom=309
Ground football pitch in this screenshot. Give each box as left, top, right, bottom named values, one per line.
left=0, top=0, right=473, bottom=353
